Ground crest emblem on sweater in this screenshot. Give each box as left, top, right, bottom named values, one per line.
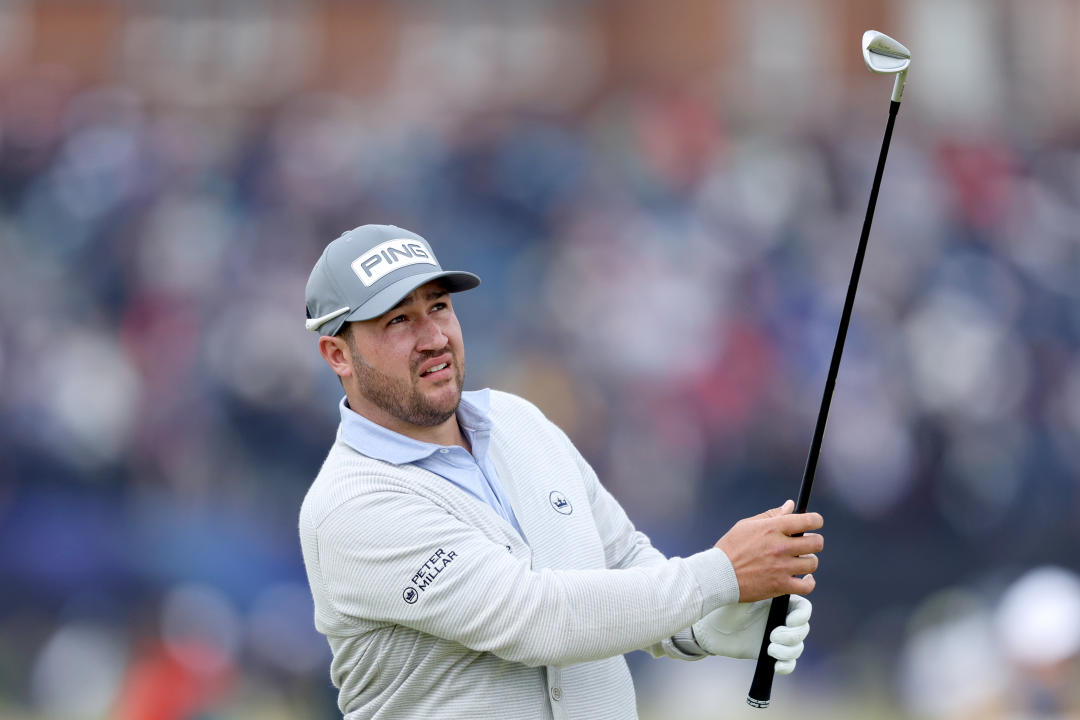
left=402, top=587, right=419, bottom=604
left=549, top=490, right=573, bottom=515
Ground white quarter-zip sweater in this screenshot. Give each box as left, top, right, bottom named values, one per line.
left=299, top=390, right=741, bottom=719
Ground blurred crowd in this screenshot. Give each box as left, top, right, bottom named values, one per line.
left=2, top=1, right=1080, bottom=718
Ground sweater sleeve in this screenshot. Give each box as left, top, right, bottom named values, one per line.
left=313, top=485, right=737, bottom=668
left=563, top=428, right=738, bottom=660
left=572, top=441, right=669, bottom=571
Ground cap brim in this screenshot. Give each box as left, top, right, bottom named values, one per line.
left=343, top=270, right=481, bottom=323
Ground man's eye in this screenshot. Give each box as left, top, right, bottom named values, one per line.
left=387, top=315, right=406, bottom=326
left=431, top=302, right=447, bottom=312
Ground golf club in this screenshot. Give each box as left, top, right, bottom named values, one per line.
left=746, top=30, right=910, bottom=709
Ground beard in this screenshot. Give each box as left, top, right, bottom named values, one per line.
left=349, top=346, right=465, bottom=428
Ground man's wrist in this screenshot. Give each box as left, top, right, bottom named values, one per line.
left=683, top=547, right=741, bottom=614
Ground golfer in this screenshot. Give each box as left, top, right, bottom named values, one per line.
left=299, top=224, right=824, bottom=719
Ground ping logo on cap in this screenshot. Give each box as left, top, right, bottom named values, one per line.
left=351, top=239, right=435, bottom=287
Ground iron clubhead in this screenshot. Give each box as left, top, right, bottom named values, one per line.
left=862, top=30, right=911, bottom=102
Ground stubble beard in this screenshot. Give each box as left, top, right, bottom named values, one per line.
left=350, top=347, right=465, bottom=428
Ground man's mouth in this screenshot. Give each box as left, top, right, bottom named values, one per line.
left=421, top=362, right=449, bottom=377
left=418, top=353, right=455, bottom=381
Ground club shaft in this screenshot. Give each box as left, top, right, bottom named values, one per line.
left=746, top=99, right=900, bottom=709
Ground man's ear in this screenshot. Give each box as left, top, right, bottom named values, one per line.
left=318, top=334, right=354, bottom=379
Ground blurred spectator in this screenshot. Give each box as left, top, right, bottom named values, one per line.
left=995, top=567, right=1080, bottom=718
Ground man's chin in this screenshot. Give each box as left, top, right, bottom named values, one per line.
left=416, top=385, right=462, bottom=424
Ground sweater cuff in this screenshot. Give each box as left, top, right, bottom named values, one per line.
left=683, top=547, right=741, bottom=614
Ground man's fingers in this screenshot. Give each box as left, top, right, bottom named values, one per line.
left=775, top=511, right=824, bottom=535
left=768, top=640, right=804, bottom=662
left=771, top=621, right=810, bottom=646
left=785, top=595, right=812, bottom=626
left=754, top=499, right=795, bottom=519
left=774, top=658, right=797, bottom=676
left=769, top=594, right=811, bottom=677
left=790, top=534, right=824, bottom=556
left=787, top=573, right=816, bottom=595
left=790, top=554, right=818, bottom=576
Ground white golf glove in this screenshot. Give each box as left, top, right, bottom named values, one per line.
left=691, top=595, right=811, bottom=675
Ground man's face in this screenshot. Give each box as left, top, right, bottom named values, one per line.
left=342, top=281, right=466, bottom=432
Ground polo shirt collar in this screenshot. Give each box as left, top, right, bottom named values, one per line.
left=339, top=389, right=491, bottom=464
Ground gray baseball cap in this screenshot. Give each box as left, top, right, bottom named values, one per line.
left=305, top=224, right=481, bottom=336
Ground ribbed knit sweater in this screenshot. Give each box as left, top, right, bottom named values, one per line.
left=299, top=390, right=740, bottom=719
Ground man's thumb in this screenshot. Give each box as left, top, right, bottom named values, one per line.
left=757, top=499, right=795, bottom=519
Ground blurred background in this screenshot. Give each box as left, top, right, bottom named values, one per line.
left=1, top=0, right=1079, bottom=718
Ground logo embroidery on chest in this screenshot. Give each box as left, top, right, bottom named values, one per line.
left=549, top=490, right=573, bottom=515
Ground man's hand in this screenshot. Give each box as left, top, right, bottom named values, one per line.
left=691, top=595, right=812, bottom=674
left=715, top=500, right=823, bottom=602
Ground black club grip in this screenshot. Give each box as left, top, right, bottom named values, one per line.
left=746, top=593, right=791, bottom=708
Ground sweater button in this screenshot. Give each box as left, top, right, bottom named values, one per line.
left=550, top=687, right=562, bottom=701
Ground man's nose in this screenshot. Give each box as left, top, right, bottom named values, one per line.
left=415, top=315, right=448, bottom=350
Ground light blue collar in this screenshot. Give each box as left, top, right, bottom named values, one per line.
left=338, top=389, right=492, bottom=463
